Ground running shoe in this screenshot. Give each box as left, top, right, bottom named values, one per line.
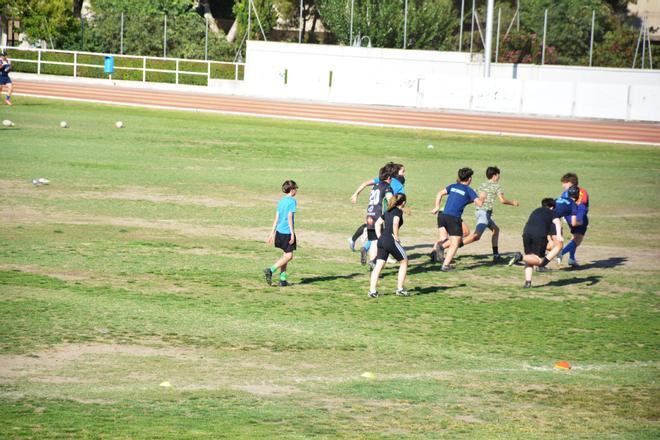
left=5, top=98, right=11, bottom=106
left=523, top=281, right=532, bottom=288
left=263, top=268, right=273, bottom=286
left=536, top=266, right=549, bottom=272
left=508, top=252, right=523, bottom=266
left=360, top=247, right=367, bottom=265
left=395, top=289, right=409, bottom=297
left=440, top=264, right=454, bottom=272
left=568, top=258, right=579, bottom=267
left=368, top=291, right=379, bottom=298
left=279, top=280, right=290, bottom=287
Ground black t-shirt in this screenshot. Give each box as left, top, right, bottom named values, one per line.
left=382, top=207, right=403, bottom=236
left=523, top=207, right=556, bottom=237
left=366, top=181, right=392, bottom=228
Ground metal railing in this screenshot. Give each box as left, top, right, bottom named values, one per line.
left=2, top=46, right=245, bottom=86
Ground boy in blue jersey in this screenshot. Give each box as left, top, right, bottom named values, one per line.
left=431, top=167, right=484, bottom=271
left=0, top=51, right=13, bottom=106
left=557, top=173, right=589, bottom=267
left=349, top=163, right=404, bottom=264
left=264, top=180, right=298, bottom=287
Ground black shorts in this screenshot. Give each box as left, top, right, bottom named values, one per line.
left=569, top=214, right=588, bottom=235
left=275, top=231, right=296, bottom=253
left=376, top=236, right=407, bottom=262
left=367, top=229, right=378, bottom=241
left=0, top=77, right=11, bottom=85
left=437, top=213, right=463, bottom=237
left=523, top=234, right=547, bottom=258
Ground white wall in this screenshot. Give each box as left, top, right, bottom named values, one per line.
left=244, top=41, right=660, bottom=122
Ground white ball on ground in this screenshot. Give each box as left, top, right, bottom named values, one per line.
left=427, top=144, right=434, bottom=149
left=2, top=119, right=14, bottom=127
left=115, top=121, right=124, bottom=128
left=60, top=121, right=68, bottom=128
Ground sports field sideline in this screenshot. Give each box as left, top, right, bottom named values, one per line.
left=0, top=97, right=658, bottom=438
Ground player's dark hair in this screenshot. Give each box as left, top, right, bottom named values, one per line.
left=567, top=185, right=580, bottom=200
left=281, top=180, right=298, bottom=194
left=541, top=198, right=556, bottom=209
left=561, top=172, right=579, bottom=186
left=486, top=166, right=500, bottom=179
left=458, top=167, right=473, bottom=182
left=388, top=194, right=407, bottom=211
left=378, top=165, right=390, bottom=181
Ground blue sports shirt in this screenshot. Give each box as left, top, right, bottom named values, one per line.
left=443, top=183, right=479, bottom=218
left=276, top=195, right=296, bottom=234
left=374, top=177, right=405, bottom=195
left=554, top=196, right=577, bottom=219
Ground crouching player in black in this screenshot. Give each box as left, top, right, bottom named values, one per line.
left=508, top=198, right=563, bottom=288
left=368, top=194, right=409, bottom=298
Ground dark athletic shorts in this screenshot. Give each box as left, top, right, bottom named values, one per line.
left=569, top=214, right=588, bottom=235
left=523, top=234, right=548, bottom=258
left=0, top=77, right=11, bottom=85
left=376, top=236, right=407, bottom=262
left=437, top=213, right=463, bottom=237
left=367, top=229, right=378, bottom=241
left=275, top=231, right=296, bottom=253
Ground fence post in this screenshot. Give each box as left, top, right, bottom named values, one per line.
left=403, top=0, right=408, bottom=49
left=495, top=8, right=501, bottom=63
left=589, top=10, right=595, bottom=67
left=37, top=49, right=41, bottom=75
left=175, top=59, right=179, bottom=84
left=143, top=56, right=147, bottom=82
left=120, top=12, right=124, bottom=55
left=73, top=52, right=77, bottom=77
left=298, top=0, right=303, bottom=43
left=349, top=0, right=355, bottom=44
left=541, top=9, right=548, bottom=65
left=207, top=61, right=211, bottom=84
left=163, top=14, right=167, bottom=58
left=459, top=0, right=465, bottom=51
left=470, top=0, right=475, bottom=55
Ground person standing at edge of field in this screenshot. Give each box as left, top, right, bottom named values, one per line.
left=508, top=198, right=564, bottom=288
left=264, top=180, right=298, bottom=287
left=557, top=173, right=589, bottom=267
left=439, top=166, right=519, bottom=264
left=368, top=194, right=409, bottom=298
left=0, top=50, right=14, bottom=106
left=430, top=167, right=484, bottom=271
left=349, top=163, right=405, bottom=265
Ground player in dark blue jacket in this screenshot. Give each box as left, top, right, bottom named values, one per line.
left=0, top=50, right=13, bottom=106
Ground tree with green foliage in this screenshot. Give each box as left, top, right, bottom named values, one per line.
left=1, top=0, right=80, bottom=49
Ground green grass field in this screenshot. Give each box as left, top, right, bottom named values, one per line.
left=1, top=97, right=659, bottom=438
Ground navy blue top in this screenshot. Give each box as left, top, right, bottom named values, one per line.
left=554, top=196, right=577, bottom=219
left=443, top=183, right=479, bottom=218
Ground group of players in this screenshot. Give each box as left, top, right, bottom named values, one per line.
left=263, top=164, right=589, bottom=297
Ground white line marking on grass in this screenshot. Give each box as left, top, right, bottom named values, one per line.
left=15, top=92, right=660, bottom=147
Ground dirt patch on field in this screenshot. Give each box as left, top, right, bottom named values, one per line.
left=0, top=343, right=203, bottom=380
left=233, top=384, right=300, bottom=396
left=0, top=179, right=255, bottom=208
left=0, top=263, right=90, bottom=282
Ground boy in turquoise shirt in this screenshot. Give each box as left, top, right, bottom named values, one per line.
left=264, top=180, right=298, bottom=287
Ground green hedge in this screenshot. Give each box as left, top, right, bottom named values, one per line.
left=6, top=49, right=243, bottom=85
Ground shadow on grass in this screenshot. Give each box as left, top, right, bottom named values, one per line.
left=542, top=276, right=602, bottom=287
left=571, top=257, right=628, bottom=270
left=298, top=271, right=365, bottom=285
left=410, top=283, right=467, bottom=295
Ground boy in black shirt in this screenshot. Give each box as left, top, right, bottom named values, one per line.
left=508, top=198, right=563, bottom=288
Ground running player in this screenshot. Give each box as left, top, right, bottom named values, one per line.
left=557, top=173, right=589, bottom=267
left=460, top=166, right=519, bottom=263
left=264, top=180, right=298, bottom=287
left=363, top=166, right=394, bottom=269
left=0, top=50, right=13, bottom=106
left=349, top=163, right=402, bottom=264
left=430, top=167, right=484, bottom=271
left=508, top=198, right=564, bottom=288
left=368, top=194, right=409, bottom=298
